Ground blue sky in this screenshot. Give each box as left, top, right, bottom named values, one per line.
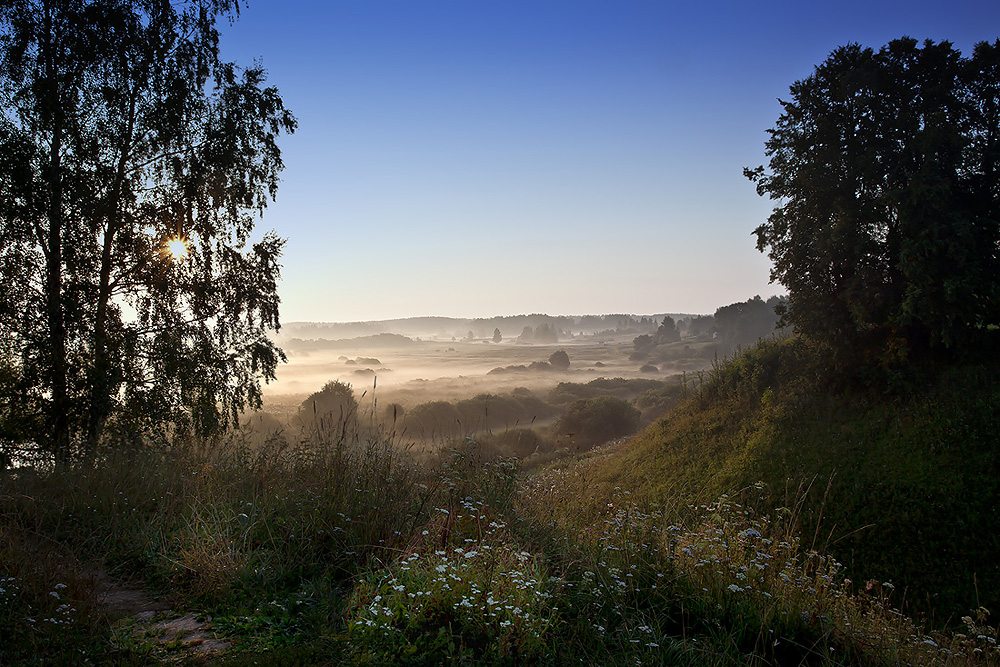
left=219, top=0, right=1000, bottom=322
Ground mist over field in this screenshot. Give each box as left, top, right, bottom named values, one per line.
left=239, top=306, right=775, bottom=457
left=263, top=313, right=710, bottom=408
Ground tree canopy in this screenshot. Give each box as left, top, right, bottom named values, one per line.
left=298, top=380, right=359, bottom=434
left=748, top=37, right=1000, bottom=360
left=555, top=395, right=641, bottom=447
left=548, top=349, right=570, bottom=370
left=0, top=0, right=295, bottom=462
left=653, top=316, right=680, bottom=345
left=714, top=296, right=785, bottom=352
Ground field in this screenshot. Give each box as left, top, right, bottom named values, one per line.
left=268, top=332, right=707, bottom=401
left=255, top=325, right=716, bottom=435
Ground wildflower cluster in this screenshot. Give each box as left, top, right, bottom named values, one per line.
left=520, top=477, right=1000, bottom=665
left=0, top=570, right=89, bottom=665
left=948, top=607, right=1000, bottom=661
left=347, top=498, right=557, bottom=662
left=0, top=576, right=77, bottom=626
left=40, top=583, right=77, bottom=627
left=667, top=495, right=839, bottom=611
left=0, top=575, right=18, bottom=606
left=662, top=493, right=995, bottom=664
left=517, top=482, right=693, bottom=660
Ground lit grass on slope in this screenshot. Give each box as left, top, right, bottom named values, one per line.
left=567, top=336, right=1000, bottom=621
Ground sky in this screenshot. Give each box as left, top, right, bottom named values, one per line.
left=218, top=0, right=1000, bottom=323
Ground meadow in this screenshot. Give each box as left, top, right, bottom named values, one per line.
left=264, top=327, right=711, bottom=405
left=249, top=327, right=715, bottom=451
left=2, top=332, right=999, bottom=665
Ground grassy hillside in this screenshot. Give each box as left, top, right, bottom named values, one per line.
left=558, top=335, right=1000, bottom=622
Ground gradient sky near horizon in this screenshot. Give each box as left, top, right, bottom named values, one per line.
left=218, top=0, right=1000, bottom=323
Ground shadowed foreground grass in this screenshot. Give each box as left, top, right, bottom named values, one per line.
left=1, top=413, right=998, bottom=664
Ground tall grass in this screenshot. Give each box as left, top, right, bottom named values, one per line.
left=572, top=335, right=1000, bottom=622
left=518, top=472, right=1000, bottom=665
left=1, top=418, right=428, bottom=663
left=2, top=406, right=998, bottom=664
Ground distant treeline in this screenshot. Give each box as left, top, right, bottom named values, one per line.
left=284, top=333, right=417, bottom=352
left=711, top=295, right=788, bottom=351
left=282, top=313, right=698, bottom=343
left=469, top=314, right=685, bottom=339
left=631, top=296, right=788, bottom=360
left=282, top=318, right=462, bottom=341
left=281, top=297, right=786, bottom=355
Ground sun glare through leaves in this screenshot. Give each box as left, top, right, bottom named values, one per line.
left=163, top=236, right=189, bottom=261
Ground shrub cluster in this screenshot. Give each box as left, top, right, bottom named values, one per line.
left=554, top=396, right=641, bottom=447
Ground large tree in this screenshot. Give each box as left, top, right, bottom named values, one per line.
left=0, top=0, right=295, bottom=462
left=748, top=38, right=999, bottom=359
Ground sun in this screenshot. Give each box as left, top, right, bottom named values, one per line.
left=164, top=236, right=189, bottom=261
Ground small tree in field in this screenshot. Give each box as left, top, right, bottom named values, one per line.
left=633, top=334, right=654, bottom=354
left=0, top=1, right=295, bottom=462
left=534, top=323, right=558, bottom=343
left=548, top=350, right=570, bottom=370
left=298, top=381, right=359, bottom=434
left=654, top=317, right=680, bottom=345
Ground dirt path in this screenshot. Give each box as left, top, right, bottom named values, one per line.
left=94, top=570, right=229, bottom=660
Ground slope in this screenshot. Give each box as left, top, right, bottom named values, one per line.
left=567, top=336, right=1000, bottom=622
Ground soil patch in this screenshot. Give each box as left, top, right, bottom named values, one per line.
left=94, top=570, right=229, bottom=660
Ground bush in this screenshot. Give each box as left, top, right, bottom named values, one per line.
left=456, top=394, right=530, bottom=432
left=402, top=401, right=463, bottom=440
left=481, top=428, right=548, bottom=458
left=548, top=350, right=570, bottom=370
left=239, top=411, right=287, bottom=448
left=382, top=403, right=406, bottom=426
left=634, top=380, right=687, bottom=421
left=510, top=393, right=558, bottom=422
left=554, top=396, right=641, bottom=446
left=633, top=334, right=654, bottom=354
left=297, top=380, right=359, bottom=437
left=586, top=378, right=663, bottom=395
left=547, top=382, right=599, bottom=406
left=549, top=378, right=664, bottom=405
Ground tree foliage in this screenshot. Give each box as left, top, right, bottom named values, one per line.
left=748, top=38, right=1000, bottom=358
left=534, top=323, right=558, bottom=343
left=298, top=380, right=359, bottom=432
left=555, top=395, right=641, bottom=447
left=632, top=333, right=654, bottom=354
left=0, top=0, right=295, bottom=460
left=685, top=315, right=716, bottom=339
left=654, top=316, right=680, bottom=345
left=714, top=295, right=785, bottom=352
left=547, top=349, right=570, bottom=370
